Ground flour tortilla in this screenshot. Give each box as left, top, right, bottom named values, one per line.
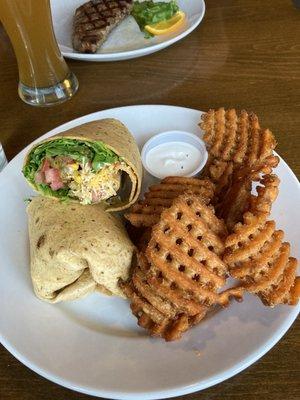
left=27, top=196, right=135, bottom=303
left=24, top=118, right=142, bottom=212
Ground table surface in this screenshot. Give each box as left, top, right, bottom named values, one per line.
left=0, top=1, right=299, bottom=399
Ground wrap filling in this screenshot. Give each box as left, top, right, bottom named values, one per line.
left=23, top=138, right=126, bottom=204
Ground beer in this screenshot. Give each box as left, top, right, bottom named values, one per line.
left=0, top=0, right=78, bottom=106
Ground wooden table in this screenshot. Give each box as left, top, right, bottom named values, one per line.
left=0, top=1, right=299, bottom=399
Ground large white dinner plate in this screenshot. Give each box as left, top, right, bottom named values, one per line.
left=51, top=0, right=205, bottom=61
left=0, top=105, right=299, bottom=400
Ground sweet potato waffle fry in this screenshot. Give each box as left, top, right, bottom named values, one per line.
left=199, top=108, right=278, bottom=191
left=121, top=107, right=299, bottom=341
left=119, top=252, right=208, bottom=341
left=200, top=108, right=277, bottom=166
left=249, top=174, right=280, bottom=214
left=200, top=108, right=279, bottom=230
left=219, top=170, right=280, bottom=231
left=203, top=159, right=234, bottom=197
left=224, top=174, right=299, bottom=306
left=125, top=176, right=215, bottom=228
left=120, top=194, right=243, bottom=341
left=224, top=213, right=300, bottom=306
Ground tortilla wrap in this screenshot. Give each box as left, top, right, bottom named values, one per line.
left=27, top=196, right=135, bottom=303
left=23, top=118, right=142, bottom=212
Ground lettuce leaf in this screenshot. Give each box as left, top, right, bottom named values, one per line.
left=22, top=138, right=119, bottom=198
left=38, top=184, right=69, bottom=199
left=132, top=0, right=179, bottom=37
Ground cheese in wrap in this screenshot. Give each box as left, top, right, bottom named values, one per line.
left=27, top=197, right=135, bottom=303
left=23, top=118, right=142, bottom=212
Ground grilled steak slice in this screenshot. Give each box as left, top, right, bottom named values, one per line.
left=72, top=0, right=133, bottom=53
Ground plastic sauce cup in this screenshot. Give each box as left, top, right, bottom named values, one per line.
left=141, top=130, right=208, bottom=179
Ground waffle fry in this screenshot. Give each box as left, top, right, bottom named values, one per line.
left=221, top=168, right=300, bottom=306
left=200, top=108, right=277, bottom=165
left=219, top=171, right=280, bottom=231
left=125, top=177, right=215, bottom=228
left=224, top=210, right=299, bottom=306
left=121, top=107, right=299, bottom=341
left=203, top=158, right=234, bottom=198
left=249, top=174, right=280, bottom=214
left=120, top=193, right=244, bottom=341
left=119, top=253, right=208, bottom=341
left=200, top=108, right=279, bottom=227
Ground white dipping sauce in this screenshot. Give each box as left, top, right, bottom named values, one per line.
left=145, top=141, right=202, bottom=178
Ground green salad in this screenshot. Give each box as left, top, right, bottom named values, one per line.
left=132, top=0, right=179, bottom=37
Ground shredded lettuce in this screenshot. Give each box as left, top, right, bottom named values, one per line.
left=22, top=138, right=119, bottom=198
left=37, top=184, right=70, bottom=199
left=132, top=1, right=179, bottom=37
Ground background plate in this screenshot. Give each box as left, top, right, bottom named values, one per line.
left=51, top=0, right=205, bottom=61
left=0, top=105, right=299, bottom=400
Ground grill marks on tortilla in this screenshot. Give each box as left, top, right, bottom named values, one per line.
left=37, top=234, right=46, bottom=249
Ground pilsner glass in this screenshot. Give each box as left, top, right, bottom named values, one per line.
left=0, top=0, right=78, bottom=106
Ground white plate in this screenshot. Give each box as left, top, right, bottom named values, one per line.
left=51, top=0, right=205, bottom=61
left=0, top=105, right=299, bottom=400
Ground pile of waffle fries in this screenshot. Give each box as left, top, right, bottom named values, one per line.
left=119, top=108, right=300, bottom=341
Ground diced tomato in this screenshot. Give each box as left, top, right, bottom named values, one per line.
left=44, top=168, right=60, bottom=184
left=34, top=171, right=45, bottom=184
left=40, top=158, right=51, bottom=173
left=50, top=180, right=64, bottom=191
left=43, top=167, right=64, bottom=191
left=37, top=157, right=66, bottom=191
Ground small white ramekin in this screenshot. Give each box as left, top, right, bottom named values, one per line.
left=141, top=130, right=208, bottom=179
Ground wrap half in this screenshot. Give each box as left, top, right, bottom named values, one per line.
left=27, top=196, right=135, bottom=303
left=23, top=118, right=142, bottom=212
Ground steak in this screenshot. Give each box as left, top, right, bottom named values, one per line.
left=72, top=0, right=133, bottom=53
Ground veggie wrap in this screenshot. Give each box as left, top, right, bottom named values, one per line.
left=27, top=197, right=135, bottom=303
left=23, top=118, right=142, bottom=211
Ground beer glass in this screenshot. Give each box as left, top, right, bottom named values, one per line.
left=0, top=0, right=78, bottom=106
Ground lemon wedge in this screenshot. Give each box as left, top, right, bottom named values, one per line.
left=145, top=11, right=186, bottom=36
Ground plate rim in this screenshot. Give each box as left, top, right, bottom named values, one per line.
left=1, top=305, right=298, bottom=400
left=53, top=0, right=206, bottom=61
left=0, top=104, right=299, bottom=400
